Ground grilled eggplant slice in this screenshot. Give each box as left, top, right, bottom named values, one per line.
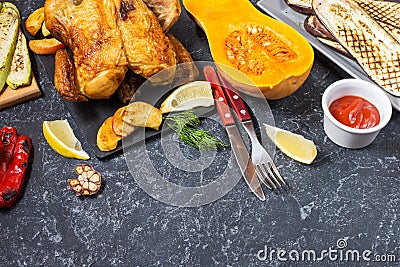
left=355, top=0, right=400, bottom=29
left=6, top=30, right=32, bottom=89
left=316, top=37, right=352, bottom=58
left=305, top=12, right=400, bottom=45
left=304, top=15, right=335, bottom=40
left=314, top=0, right=400, bottom=96
left=377, top=21, right=400, bottom=44
left=0, top=3, right=20, bottom=91
left=284, top=0, right=313, bottom=14
left=304, top=15, right=351, bottom=57
left=306, top=14, right=400, bottom=44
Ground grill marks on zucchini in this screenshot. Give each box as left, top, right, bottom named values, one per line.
left=0, top=2, right=32, bottom=91
left=0, top=3, right=20, bottom=92
left=6, top=30, right=32, bottom=89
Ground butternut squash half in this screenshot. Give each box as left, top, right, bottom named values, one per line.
left=183, top=0, right=314, bottom=99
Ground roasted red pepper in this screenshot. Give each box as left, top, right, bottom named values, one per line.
left=0, top=127, right=18, bottom=183
left=0, top=135, right=33, bottom=208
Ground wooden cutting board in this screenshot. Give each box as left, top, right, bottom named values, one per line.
left=0, top=75, right=41, bottom=110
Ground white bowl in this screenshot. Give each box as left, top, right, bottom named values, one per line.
left=322, top=79, right=392, bottom=149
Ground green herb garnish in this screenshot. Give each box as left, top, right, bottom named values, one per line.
left=165, top=110, right=227, bottom=151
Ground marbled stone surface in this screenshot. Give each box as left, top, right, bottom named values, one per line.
left=0, top=0, right=399, bottom=266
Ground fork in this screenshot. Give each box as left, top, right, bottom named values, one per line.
left=216, top=73, right=287, bottom=190
left=241, top=120, right=287, bottom=190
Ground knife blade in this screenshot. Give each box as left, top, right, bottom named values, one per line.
left=226, top=125, right=266, bottom=201
left=203, top=66, right=265, bottom=201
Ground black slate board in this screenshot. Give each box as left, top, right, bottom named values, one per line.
left=36, top=54, right=142, bottom=158
left=36, top=53, right=218, bottom=158
left=36, top=56, right=271, bottom=159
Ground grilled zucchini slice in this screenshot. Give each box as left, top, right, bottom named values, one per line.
left=0, top=3, right=20, bottom=92
left=6, top=30, right=32, bottom=89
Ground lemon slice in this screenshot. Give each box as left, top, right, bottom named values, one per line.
left=43, top=120, right=90, bottom=160
left=264, top=124, right=317, bottom=164
left=160, top=81, right=213, bottom=113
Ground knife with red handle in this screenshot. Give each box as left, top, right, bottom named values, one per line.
left=204, top=66, right=235, bottom=126
left=215, top=74, right=252, bottom=122
left=203, top=66, right=265, bottom=201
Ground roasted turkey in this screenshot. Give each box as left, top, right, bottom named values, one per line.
left=44, top=0, right=180, bottom=100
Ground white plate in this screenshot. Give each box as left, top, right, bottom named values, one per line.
left=256, top=0, right=400, bottom=111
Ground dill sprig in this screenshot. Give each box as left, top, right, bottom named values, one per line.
left=165, top=110, right=227, bottom=151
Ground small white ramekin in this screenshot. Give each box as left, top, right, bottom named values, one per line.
left=322, top=79, right=392, bottom=149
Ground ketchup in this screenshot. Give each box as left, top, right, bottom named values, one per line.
left=329, top=95, right=380, bottom=129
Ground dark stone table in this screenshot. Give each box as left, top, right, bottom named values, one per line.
left=1, top=0, right=399, bottom=266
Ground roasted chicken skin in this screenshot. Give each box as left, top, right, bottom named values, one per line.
left=143, top=0, right=181, bottom=32
left=45, top=0, right=128, bottom=99
left=117, top=33, right=199, bottom=104
left=54, top=49, right=88, bottom=102
left=45, top=0, right=177, bottom=100
left=113, top=0, right=177, bottom=81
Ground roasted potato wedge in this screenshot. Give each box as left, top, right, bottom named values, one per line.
left=97, top=117, right=122, bottom=152
left=25, top=7, right=44, bottom=36
left=29, top=38, right=66, bottom=55
left=112, top=106, right=136, bottom=137
left=123, top=102, right=162, bottom=130
left=41, top=21, right=51, bottom=37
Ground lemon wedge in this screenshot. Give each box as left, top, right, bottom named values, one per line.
left=160, top=81, right=214, bottom=113
left=43, top=120, right=90, bottom=160
left=264, top=124, right=317, bottom=164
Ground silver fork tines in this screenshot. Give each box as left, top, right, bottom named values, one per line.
left=255, top=164, right=273, bottom=190
left=256, top=162, right=286, bottom=190
left=242, top=121, right=288, bottom=190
